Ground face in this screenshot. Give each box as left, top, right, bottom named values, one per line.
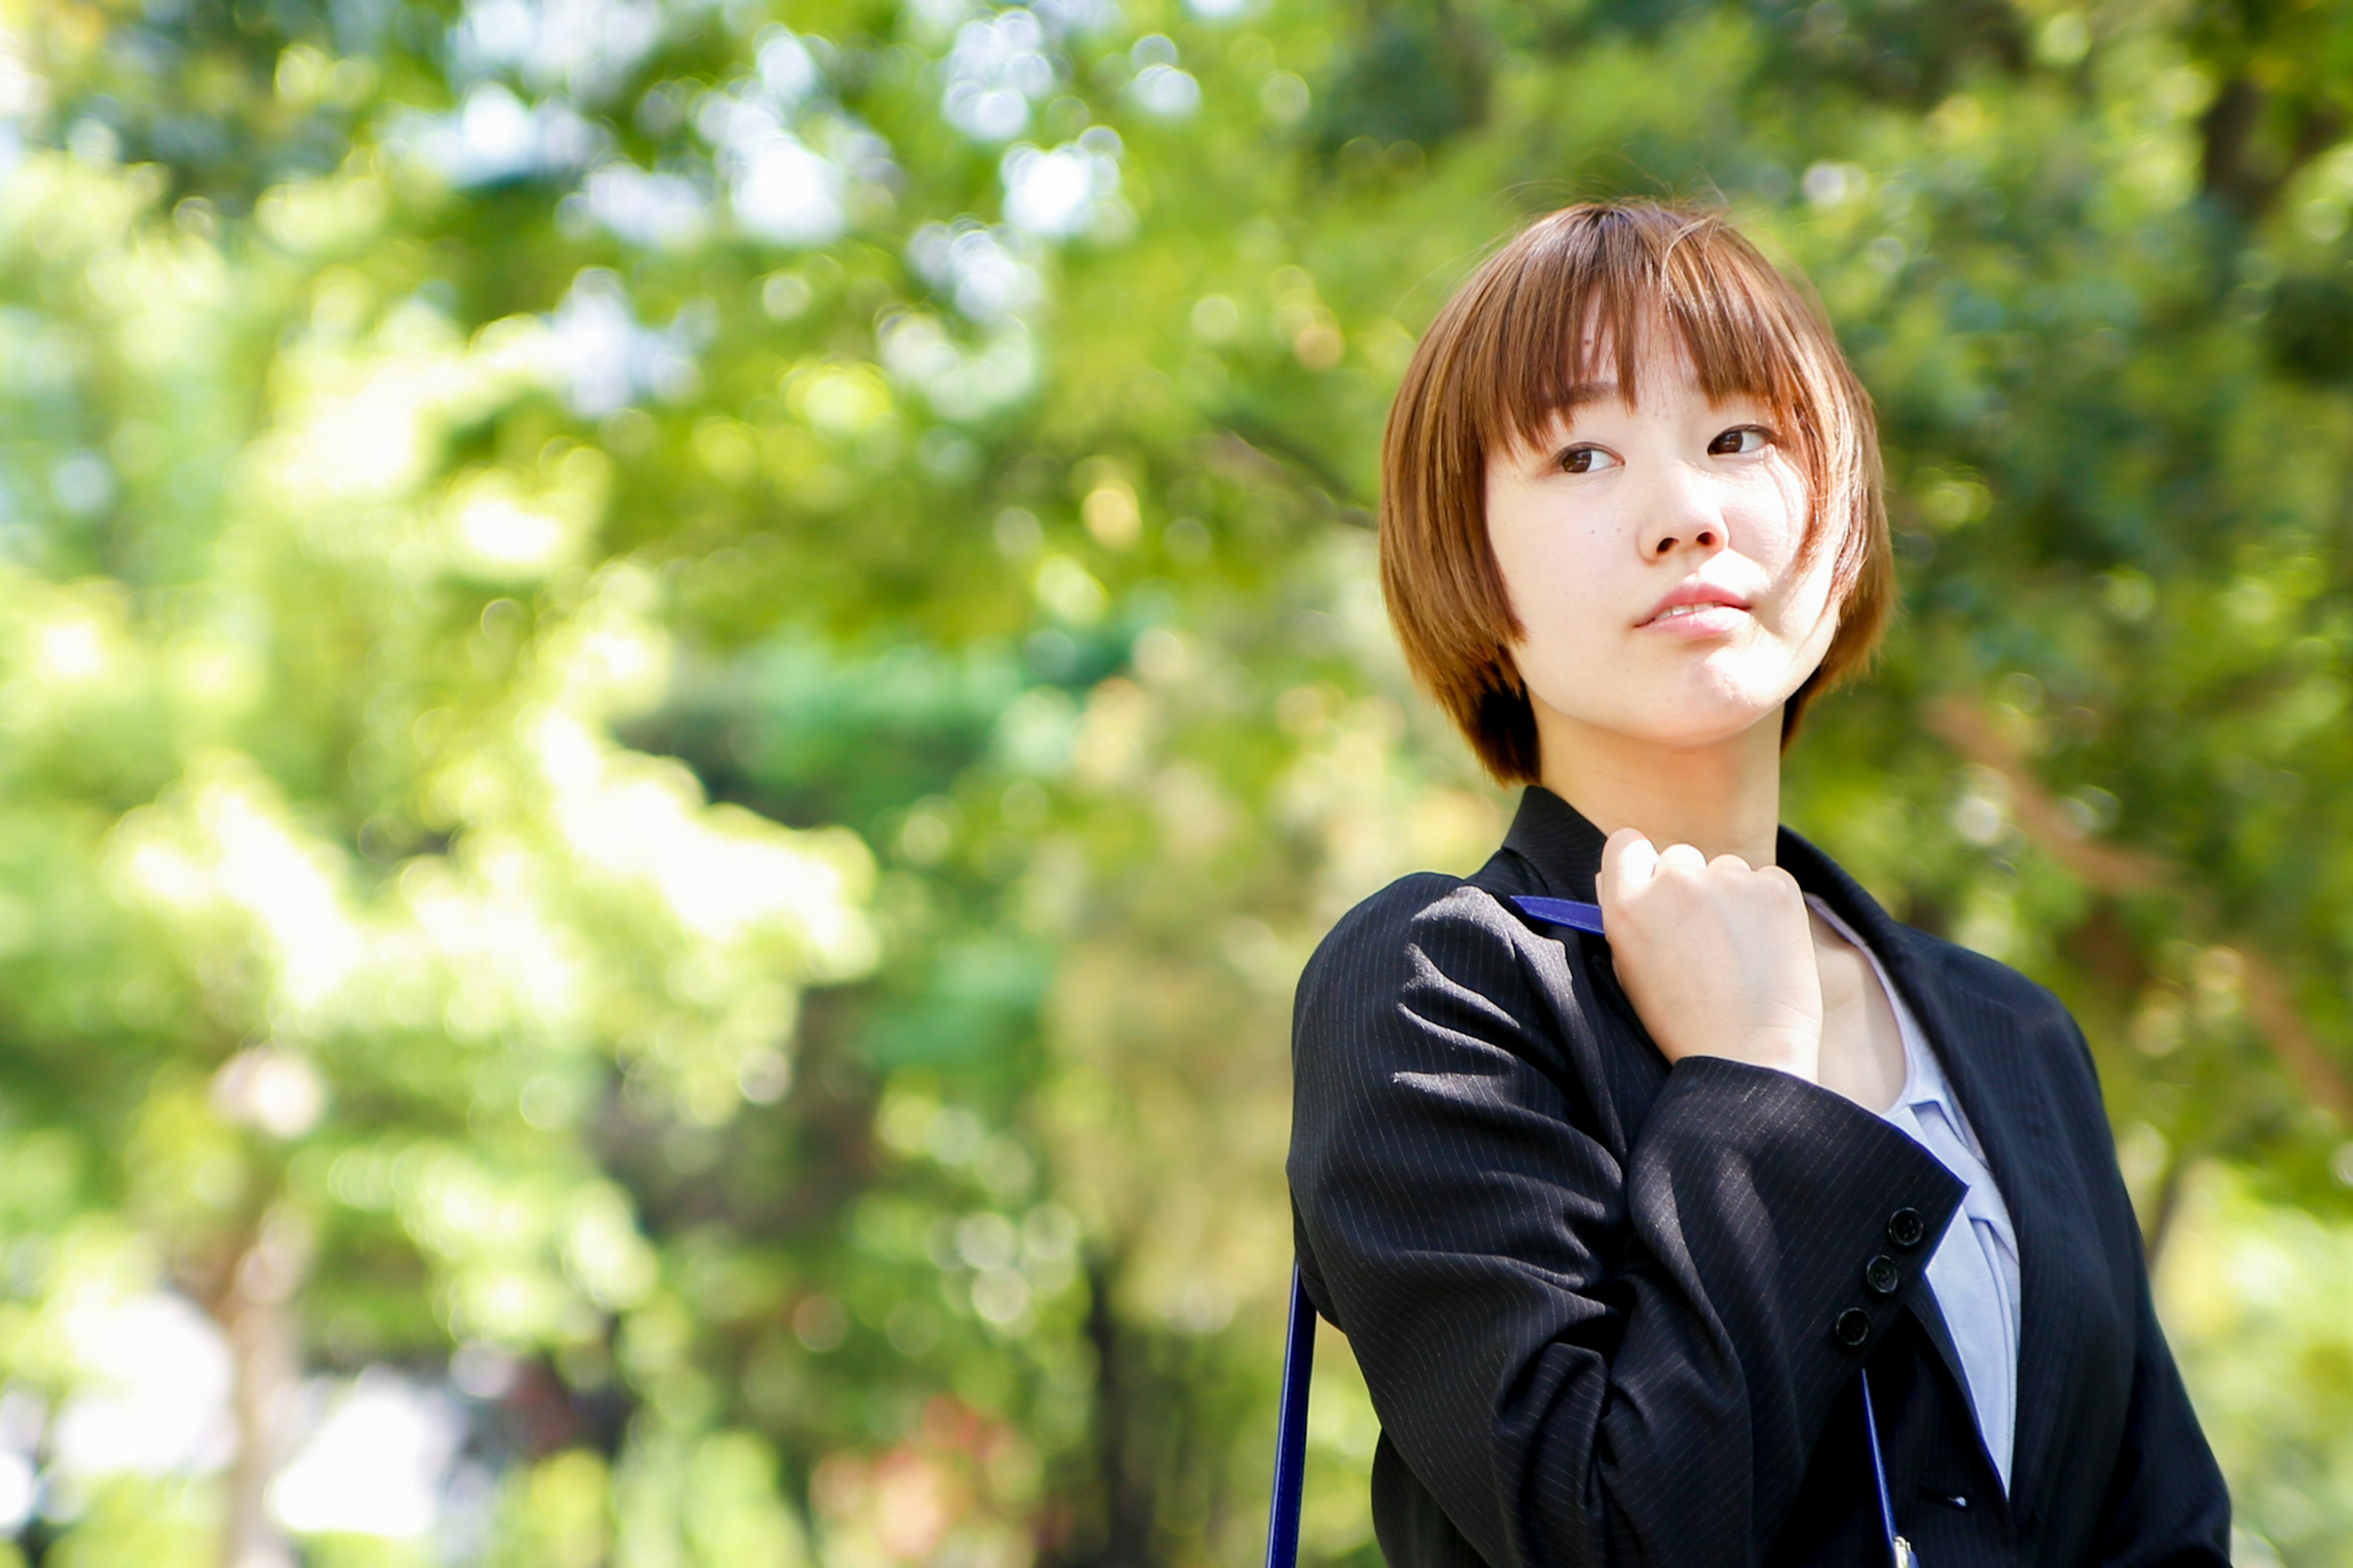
left=1483, top=336, right=1840, bottom=754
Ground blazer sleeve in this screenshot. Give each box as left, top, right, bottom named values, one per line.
left=2067, top=1022, right=2232, bottom=1567
left=1289, top=879, right=1966, bottom=1568
left=2086, top=1249, right=2232, bottom=1566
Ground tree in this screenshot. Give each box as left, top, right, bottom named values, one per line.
left=1, top=0, right=2351, bottom=1564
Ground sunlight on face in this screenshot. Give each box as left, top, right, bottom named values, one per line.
left=1484, top=335, right=1841, bottom=753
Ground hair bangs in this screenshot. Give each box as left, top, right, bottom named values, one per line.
left=1377, top=200, right=1892, bottom=784
left=1473, top=213, right=1854, bottom=556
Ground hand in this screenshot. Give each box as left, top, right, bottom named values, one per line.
left=1596, top=828, right=1822, bottom=1081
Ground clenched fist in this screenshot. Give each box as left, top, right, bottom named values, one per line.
left=1597, top=827, right=1823, bottom=1082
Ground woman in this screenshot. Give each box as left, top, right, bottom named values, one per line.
left=1287, top=202, right=2229, bottom=1567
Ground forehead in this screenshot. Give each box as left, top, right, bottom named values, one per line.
left=1481, top=244, right=1821, bottom=452
left=1517, top=322, right=1764, bottom=437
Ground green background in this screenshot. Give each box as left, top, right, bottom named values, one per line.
left=0, top=0, right=2349, bottom=1562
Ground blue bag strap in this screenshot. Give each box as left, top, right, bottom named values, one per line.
left=1860, top=1367, right=1916, bottom=1564
left=1264, top=1263, right=1316, bottom=1568
left=1508, top=894, right=1605, bottom=934
left=1270, top=890, right=1920, bottom=1564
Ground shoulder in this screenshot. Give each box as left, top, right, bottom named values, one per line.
left=1290, top=855, right=1576, bottom=1085
left=1789, top=826, right=2086, bottom=1058
left=1885, top=922, right=2107, bottom=1094
left=1298, top=855, right=1549, bottom=1003
left=1288, top=861, right=1590, bottom=1173
left=1900, top=925, right=2074, bottom=1027
left=1789, top=826, right=2082, bottom=1053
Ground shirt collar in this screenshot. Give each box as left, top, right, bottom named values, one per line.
left=1807, top=894, right=1921, bottom=1110
left=1806, top=893, right=1994, bottom=1173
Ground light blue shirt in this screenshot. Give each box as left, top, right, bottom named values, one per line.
left=1809, top=896, right=2023, bottom=1493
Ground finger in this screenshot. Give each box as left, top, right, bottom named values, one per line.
left=1707, top=852, right=1754, bottom=875
left=1758, top=863, right=1808, bottom=909
left=1656, top=841, right=1708, bottom=876
left=1600, top=828, right=1656, bottom=906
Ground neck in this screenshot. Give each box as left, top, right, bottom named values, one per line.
left=1533, top=705, right=1785, bottom=866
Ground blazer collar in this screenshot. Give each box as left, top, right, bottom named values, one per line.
left=1778, top=825, right=2074, bottom=1526
left=1506, top=786, right=2073, bottom=1520
left=1501, top=786, right=1884, bottom=921
left=1500, top=786, right=1609, bottom=901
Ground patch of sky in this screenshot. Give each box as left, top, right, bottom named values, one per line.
left=449, top=0, right=665, bottom=104
left=1124, top=34, right=1199, bottom=119
left=0, top=21, right=45, bottom=132
left=942, top=9, right=1058, bottom=142
left=1035, top=0, right=1121, bottom=31
left=694, top=80, right=898, bottom=249
left=904, top=0, right=980, bottom=49
left=908, top=219, right=1042, bottom=320
left=400, top=81, right=604, bottom=187
left=756, top=27, right=825, bottom=108
left=28, top=1285, right=470, bottom=1545
left=697, top=89, right=845, bottom=245
left=735, top=135, right=845, bottom=244
left=50, top=452, right=115, bottom=518
left=50, top=1292, right=232, bottom=1479
left=544, top=270, right=710, bottom=417
left=269, top=1371, right=464, bottom=1540
left=1001, top=128, right=1122, bottom=238
left=572, top=161, right=710, bottom=250
left=879, top=312, right=1037, bottom=422
left=619, top=26, right=895, bottom=253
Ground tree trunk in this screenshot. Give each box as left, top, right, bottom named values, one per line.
left=2200, top=75, right=2347, bottom=224
left=203, top=1216, right=306, bottom=1568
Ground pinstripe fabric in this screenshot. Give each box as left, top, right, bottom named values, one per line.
left=1287, top=787, right=2229, bottom=1567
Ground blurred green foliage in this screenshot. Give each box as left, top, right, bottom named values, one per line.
left=0, top=0, right=2351, bottom=1564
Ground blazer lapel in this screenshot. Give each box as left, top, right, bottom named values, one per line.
left=1889, top=938, right=2078, bottom=1525
left=1784, top=832, right=2081, bottom=1525
left=1904, top=1281, right=1975, bottom=1425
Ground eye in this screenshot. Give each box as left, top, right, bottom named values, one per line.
left=1708, top=425, right=1773, bottom=456
left=1555, top=444, right=1622, bottom=475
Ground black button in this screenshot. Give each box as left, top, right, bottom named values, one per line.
left=1834, top=1308, right=1871, bottom=1348
left=1865, top=1255, right=1901, bottom=1296
left=1919, top=1490, right=1969, bottom=1510
left=1887, top=1207, right=1927, bottom=1249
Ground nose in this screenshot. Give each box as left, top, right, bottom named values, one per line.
left=1635, top=464, right=1729, bottom=562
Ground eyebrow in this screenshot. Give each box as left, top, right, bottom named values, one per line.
left=1526, top=381, right=1627, bottom=438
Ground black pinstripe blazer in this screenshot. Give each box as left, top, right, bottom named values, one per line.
left=1288, top=787, right=2229, bottom=1567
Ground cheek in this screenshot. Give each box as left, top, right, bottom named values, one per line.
left=1486, top=491, right=1621, bottom=638
left=1773, top=525, right=1847, bottom=670
left=1732, top=460, right=1813, bottom=567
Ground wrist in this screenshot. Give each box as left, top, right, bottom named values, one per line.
left=1730, top=1027, right=1821, bottom=1083
left=1662, top=1031, right=1819, bottom=1082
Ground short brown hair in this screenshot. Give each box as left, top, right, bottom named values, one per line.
left=1378, top=200, right=1891, bottom=784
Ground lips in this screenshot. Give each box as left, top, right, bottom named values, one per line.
left=1637, top=583, right=1752, bottom=627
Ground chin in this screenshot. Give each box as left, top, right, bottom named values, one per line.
left=1628, top=703, right=1781, bottom=751
left=1619, top=665, right=1795, bottom=746
left=1526, top=650, right=1809, bottom=752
